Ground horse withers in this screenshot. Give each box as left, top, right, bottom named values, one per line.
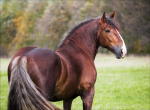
left=8, top=11, right=127, bottom=110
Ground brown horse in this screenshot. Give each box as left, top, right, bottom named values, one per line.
left=8, top=11, right=127, bottom=110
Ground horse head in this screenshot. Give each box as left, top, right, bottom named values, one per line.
left=98, top=11, right=127, bottom=59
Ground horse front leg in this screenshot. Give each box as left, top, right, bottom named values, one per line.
left=63, top=99, right=73, bottom=110
left=81, top=87, right=95, bottom=110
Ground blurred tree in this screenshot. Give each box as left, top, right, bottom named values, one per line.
left=34, top=1, right=71, bottom=50
left=79, top=1, right=105, bottom=19
left=67, top=0, right=85, bottom=32
left=12, top=0, right=48, bottom=52
left=0, top=0, right=28, bottom=56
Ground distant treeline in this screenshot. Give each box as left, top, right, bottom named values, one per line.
left=0, top=0, right=150, bottom=57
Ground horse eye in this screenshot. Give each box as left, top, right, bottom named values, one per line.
left=105, top=30, right=110, bottom=33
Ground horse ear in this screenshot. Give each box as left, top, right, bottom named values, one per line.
left=110, top=11, right=115, bottom=19
left=100, top=12, right=106, bottom=23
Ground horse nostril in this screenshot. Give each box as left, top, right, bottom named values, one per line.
left=121, top=49, right=123, bottom=56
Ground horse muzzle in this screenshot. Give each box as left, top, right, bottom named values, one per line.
left=114, top=46, right=127, bottom=59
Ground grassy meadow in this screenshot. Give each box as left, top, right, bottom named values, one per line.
left=0, top=54, right=149, bottom=110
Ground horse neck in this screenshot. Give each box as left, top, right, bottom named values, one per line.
left=57, top=19, right=99, bottom=60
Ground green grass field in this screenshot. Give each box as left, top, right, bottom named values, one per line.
left=0, top=54, right=149, bottom=110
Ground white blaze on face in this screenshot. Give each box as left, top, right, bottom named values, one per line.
left=116, top=30, right=127, bottom=58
